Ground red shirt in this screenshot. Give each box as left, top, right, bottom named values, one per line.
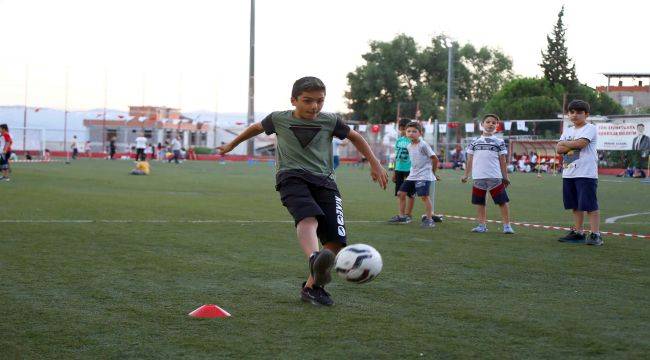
left=1, top=133, right=12, bottom=152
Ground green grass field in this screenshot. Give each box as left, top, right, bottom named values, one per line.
left=1, top=159, right=649, bottom=359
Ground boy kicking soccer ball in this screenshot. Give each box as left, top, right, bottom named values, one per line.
left=397, top=122, right=440, bottom=228
left=461, top=114, right=514, bottom=234
left=218, top=77, right=388, bottom=306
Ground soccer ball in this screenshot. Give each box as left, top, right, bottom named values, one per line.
left=335, top=244, right=383, bottom=284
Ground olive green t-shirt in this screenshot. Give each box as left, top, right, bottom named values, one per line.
left=261, top=110, right=350, bottom=179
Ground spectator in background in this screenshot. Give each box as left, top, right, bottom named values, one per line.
left=44, top=149, right=51, bottom=162
left=85, top=141, right=91, bottom=157
left=332, top=137, right=348, bottom=169
left=135, top=132, right=147, bottom=161
left=169, top=135, right=182, bottom=164
left=451, top=145, right=465, bottom=170
left=109, top=136, right=117, bottom=160
left=71, top=135, right=79, bottom=160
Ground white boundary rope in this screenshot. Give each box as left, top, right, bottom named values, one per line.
left=1, top=215, right=647, bottom=239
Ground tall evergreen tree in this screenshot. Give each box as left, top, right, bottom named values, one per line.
left=540, top=6, right=577, bottom=90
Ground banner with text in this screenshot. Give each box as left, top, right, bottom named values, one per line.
left=596, top=119, right=650, bottom=150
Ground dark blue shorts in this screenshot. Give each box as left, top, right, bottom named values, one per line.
left=394, top=170, right=413, bottom=197
left=563, top=178, right=598, bottom=212
left=399, top=180, right=431, bottom=197
left=0, top=151, right=10, bottom=169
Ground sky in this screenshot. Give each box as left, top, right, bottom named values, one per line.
left=0, top=0, right=647, bottom=114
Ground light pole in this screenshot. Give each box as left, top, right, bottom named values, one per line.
left=246, top=0, right=255, bottom=157
left=445, top=41, right=454, bottom=163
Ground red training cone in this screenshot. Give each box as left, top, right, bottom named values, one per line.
left=188, top=304, right=231, bottom=318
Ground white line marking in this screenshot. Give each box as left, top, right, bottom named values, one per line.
left=605, top=212, right=650, bottom=224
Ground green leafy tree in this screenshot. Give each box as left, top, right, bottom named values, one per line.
left=540, top=6, right=577, bottom=90
left=346, top=34, right=420, bottom=122
left=456, top=43, right=514, bottom=118
left=567, top=84, right=624, bottom=115
left=484, top=77, right=564, bottom=119
left=346, top=34, right=513, bottom=123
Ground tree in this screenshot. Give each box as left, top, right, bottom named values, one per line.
left=540, top=6, right=577, bottom=90
left=484, top=77, right=565, bottom=120
left=346, top=34, right=421, bottom=122
left=346, top=34, right=513, bottom=123
left=456, top=43, right=513, bottom=118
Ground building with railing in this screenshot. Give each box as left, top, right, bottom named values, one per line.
left=83, top=106, right=211, bottom=152
left=596, top=73, right=650, bottom=113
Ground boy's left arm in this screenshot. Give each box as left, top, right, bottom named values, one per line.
left=557, top=138, right=589, bottom=152
left=347, top=129, right=388, bottom=189
left=430, top=155, right=440, bottom=181
left=499, top=154, right=510, bottom=187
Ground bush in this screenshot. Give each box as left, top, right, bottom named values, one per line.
left=193, top=147, right=214, bottom=155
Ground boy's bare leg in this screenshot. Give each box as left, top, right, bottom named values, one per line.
left=498, top=203, right=510, bottom=224
left=477, top=204, right=487, bottom=224
left=421, top=196, right=433, bottom=219
left=398, top=192, right=407, bottom=216
left=297, top=217, right=319, bottom=288
left=572, top=210, right=585, bottom=232
left=588, top=210, right=600, bottom=233
left=406, top=196, right=415, bottom=217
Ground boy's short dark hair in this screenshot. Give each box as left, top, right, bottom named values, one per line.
left=638, top=123, right=645, bottom=128
left=291, top=76, right=326, bottom=99
left=406, top=121, right=422, bottom=133
left=482, top=114, right=500, bottom=122
left=398, top=118, right=411, bottom=128
left=567, top=99, right=590, bottom=113
left=0, top=124, right=7, bottom=131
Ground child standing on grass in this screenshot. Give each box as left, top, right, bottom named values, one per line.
left=0, top=124, right=13, bottom=181
left=396, top=121, right=440, bottom=228
left=461, top=114, right=514, bottom=234
left=218, top=76, right=387, bottom=306
left=555, top=100, right=603, bottom=246
left=387, top=118, right=415, bottom=224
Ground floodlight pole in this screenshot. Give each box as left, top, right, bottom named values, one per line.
left=22, top=65, right=28, bottom=153
left=246, top=0, right=255, bottom=157
left=445, top=43, right=453, bottom=163
left=102, top=68, right=107, bottom=154
left=64, top=67, right=69, bottom=161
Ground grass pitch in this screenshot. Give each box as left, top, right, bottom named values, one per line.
left=1, top=159, right=649, bottom=359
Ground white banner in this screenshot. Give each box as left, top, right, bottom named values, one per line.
left=596, top=119, right=650, bottom=150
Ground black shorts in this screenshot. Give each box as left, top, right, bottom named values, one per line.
left=563, top=178, right=598, bottom=212
left=0, top=151, right=10, bottom=169
left=278, top=177, right=347, bottom=246
left=394, top=170, right=413, bottom=197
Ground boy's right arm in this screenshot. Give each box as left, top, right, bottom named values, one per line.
left=217, top=123, right=264, bottom=154
left=461, top=154, right=473, bottom=183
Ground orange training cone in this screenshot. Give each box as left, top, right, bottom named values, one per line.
left=188, top=304, right=231, bottom=318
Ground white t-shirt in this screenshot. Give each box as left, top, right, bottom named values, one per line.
left=560, top=123, right=598, bottom=179
left=406, top=140, right=436, bottom=181
left=466, top=135, right=507, bottom=179
left=332, top=138, right=343, bottom=157
left=171, top=138, right=182, bottom=151
left=135, top=136, right=148, bottom=149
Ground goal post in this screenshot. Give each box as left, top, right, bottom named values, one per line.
left=11, top=127, right=46, bottom=156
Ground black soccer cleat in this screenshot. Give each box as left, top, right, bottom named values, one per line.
left=309, top=249, right=335, bottom=287
left=558, top=229, right=586, bottom=243
left=300, top=282, right=334, bottom=306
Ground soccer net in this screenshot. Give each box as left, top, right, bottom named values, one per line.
left=11, top=127, right=46, bottom=156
